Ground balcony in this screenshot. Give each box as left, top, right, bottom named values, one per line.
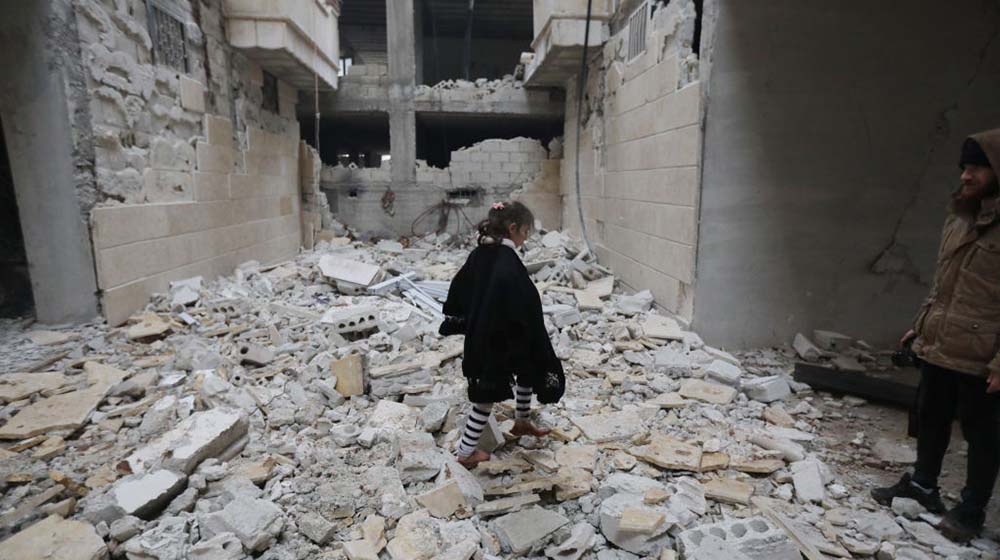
left=524, top=0, right=611, bottom=87
left=224, top=0, right=340, bottom=90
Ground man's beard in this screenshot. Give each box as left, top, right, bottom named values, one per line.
left=952, top=180, right=1000, bottom=214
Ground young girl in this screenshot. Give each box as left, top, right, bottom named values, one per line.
left=440, top=201, right=565, bottom=468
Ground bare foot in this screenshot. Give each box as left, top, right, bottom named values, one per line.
left=510, top=421, right=551, bottom=438
left=457, top=449, right=490, bottom=469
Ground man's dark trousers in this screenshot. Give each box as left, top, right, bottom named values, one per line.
left=913, top=361, right=1000, bottom=514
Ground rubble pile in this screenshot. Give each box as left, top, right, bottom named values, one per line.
left=0, top=229, right=998, bottom=560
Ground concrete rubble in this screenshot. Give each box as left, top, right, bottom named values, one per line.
left=0, top=229, right=996, bottom=560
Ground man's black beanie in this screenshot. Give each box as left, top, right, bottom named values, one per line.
left=960, top=137, right=991, bottom=169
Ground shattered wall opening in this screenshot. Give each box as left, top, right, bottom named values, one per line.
left=305, top=112, right=390, bottom=168
left=0, top=118, right=33, bottom=318
left=415, top=113, right=563, bottom=168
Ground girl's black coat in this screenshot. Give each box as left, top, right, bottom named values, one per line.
left=439, top=243, right=563, bottom=403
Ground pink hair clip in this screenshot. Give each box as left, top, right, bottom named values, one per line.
left=491, top=202, right=505, bottom=210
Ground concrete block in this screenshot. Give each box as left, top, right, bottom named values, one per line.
left=126, top=408, right=248, bottom=474
left=204, top=114, right=234, bottom=145
left=298, top=511, right=336, bottom=544
left=180, top=76, right=206, bottom=113
left=415, top=481, right=467, bottom=518
left=677, top=517, right=799, bottom=560
left=742, top=376, right=791, bottom=403
left=790, top=460, right=825, bottom=503
left=493, top=506, right=569, bottom=554
left=812, top=330, right=854, bottom=352
left=196, top=142, right=235, bottom=174
left=705, top=359, right=742, bottom=386
left=238, top=343, right=274, bottom=367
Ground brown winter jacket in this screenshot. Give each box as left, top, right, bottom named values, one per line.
left=912, top=128, right=1000, bottom=378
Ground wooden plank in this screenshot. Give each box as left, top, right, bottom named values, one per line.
left=793, top=362, right=917, bottom=408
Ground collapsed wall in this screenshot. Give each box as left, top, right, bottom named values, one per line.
left=76, top=0, right=306, bottom=325
left=561, top=0, right=703, bottom=321
left=321, top=137, right=562, bottom=237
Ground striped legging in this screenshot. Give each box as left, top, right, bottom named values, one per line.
left=457, top=383, right=534, bottom=458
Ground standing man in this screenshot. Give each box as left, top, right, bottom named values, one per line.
left=872, top=128, right=1000, bottom=542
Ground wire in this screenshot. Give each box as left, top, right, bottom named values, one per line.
left=574, top=0, right=596, bottom=256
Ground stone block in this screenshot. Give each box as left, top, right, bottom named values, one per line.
left=332, top=353, right=365, bottom=396
left=493, top=506, right=569, bottom=554
left=194, top=172, right=230, bottom=201
left=197, top=142, right=235, bottom=174
left=415, top=481, right=467, bottom=518
left=126, top=408, right=248, bottom=474
left=180, top=76, right=206, bottom=113
left=142, top=169, right=193, bottom=202
left=204, top=114, right=234, bottom=145
left=599, top=493, right=675, bottom=555
left=629, top=435, right=702, bottom=471
left=703, top=478, right=754, bottom=505
left=677, top=517, right=799, bottom=560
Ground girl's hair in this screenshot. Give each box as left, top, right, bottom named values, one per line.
left=477, top=201, right=534, bottom=244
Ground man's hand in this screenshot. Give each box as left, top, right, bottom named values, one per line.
left=900, top=329, right=916, bottom=349
left=987, top=370, right=1000, bottom=394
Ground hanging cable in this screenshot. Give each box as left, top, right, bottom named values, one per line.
left=574, top=0, right=596, bottom=256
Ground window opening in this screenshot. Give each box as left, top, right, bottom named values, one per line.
left=627, top=2, right=648, bottom=62
left=147, top=1, right=188, bottom=72
left=262, top=71, right=279, bottom=113
left=339, top=57, right=353, bottom=77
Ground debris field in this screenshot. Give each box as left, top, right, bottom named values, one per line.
left=0, top=228, right=997, bottom=560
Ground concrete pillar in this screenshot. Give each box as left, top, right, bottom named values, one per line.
left=414, top=0, right=425, bottom=86
left=386, top=0, right=417, bottom=185
left=0, top=0, right=99, bottom=323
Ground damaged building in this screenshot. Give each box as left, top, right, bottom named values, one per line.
left=0, top=0, right=999, bottom=558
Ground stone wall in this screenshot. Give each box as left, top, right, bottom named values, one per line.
left=77, top=0, right=304, bottom=325
left=561, top=0, right=702, bottom=320
left=322, top=137, right=561, bottom=236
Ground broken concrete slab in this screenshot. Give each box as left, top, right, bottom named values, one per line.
left=0, top=514, right=106, bottom=560
left=598, top=493, right=674, bottom=555
left=630, top=435, right=703, bottom=471
left=415, top=481, right=467, bottom=518
left=319, top=255, right=380, bottom=286
left=126, top=408, right=248, bottom=474
left=618, top=507, right=666, bottom=533
left=474, top=493, right=541, bottom=517
left=493, top=506, right=569, bottom=554
left=544, top=522, right=596, bottom=560
left=127, top=313, right=172, bottom=341
left=812, top=330, right=853, bottom=352
left=366, top=400, right=418, bottom=433
left=792, top=333, right=823, bottom=362
left=790, top=460, right=825, bottom=503
left=569, top=409, right=643, bottom=443
left=0, top=371, right=72, bottom=403
left=678, top=378, right=736, bottom=405
left=703, top=478, right=754, bottom=505
left=113, top=469, right=187, bottom=519
left=200, top=495, right=284, bottom=552
left=642, top=314, right=684, bottom=341
left=299, top=511, right=337, bottom=545
left=0, top=363, right=128, bottom=439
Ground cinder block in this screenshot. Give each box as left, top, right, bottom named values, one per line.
left=179, top=76, right=206, bottom=113
left=204, top=115, right=234, bottom=146
left=677, top=517, right=799, bottom=560
left=196, top=142, right=235, bottom=174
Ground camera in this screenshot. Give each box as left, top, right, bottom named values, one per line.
left=891, top=340, right=922, bottom=368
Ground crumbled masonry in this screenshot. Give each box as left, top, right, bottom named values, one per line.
left=0, top=226, right=997, bottom=560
